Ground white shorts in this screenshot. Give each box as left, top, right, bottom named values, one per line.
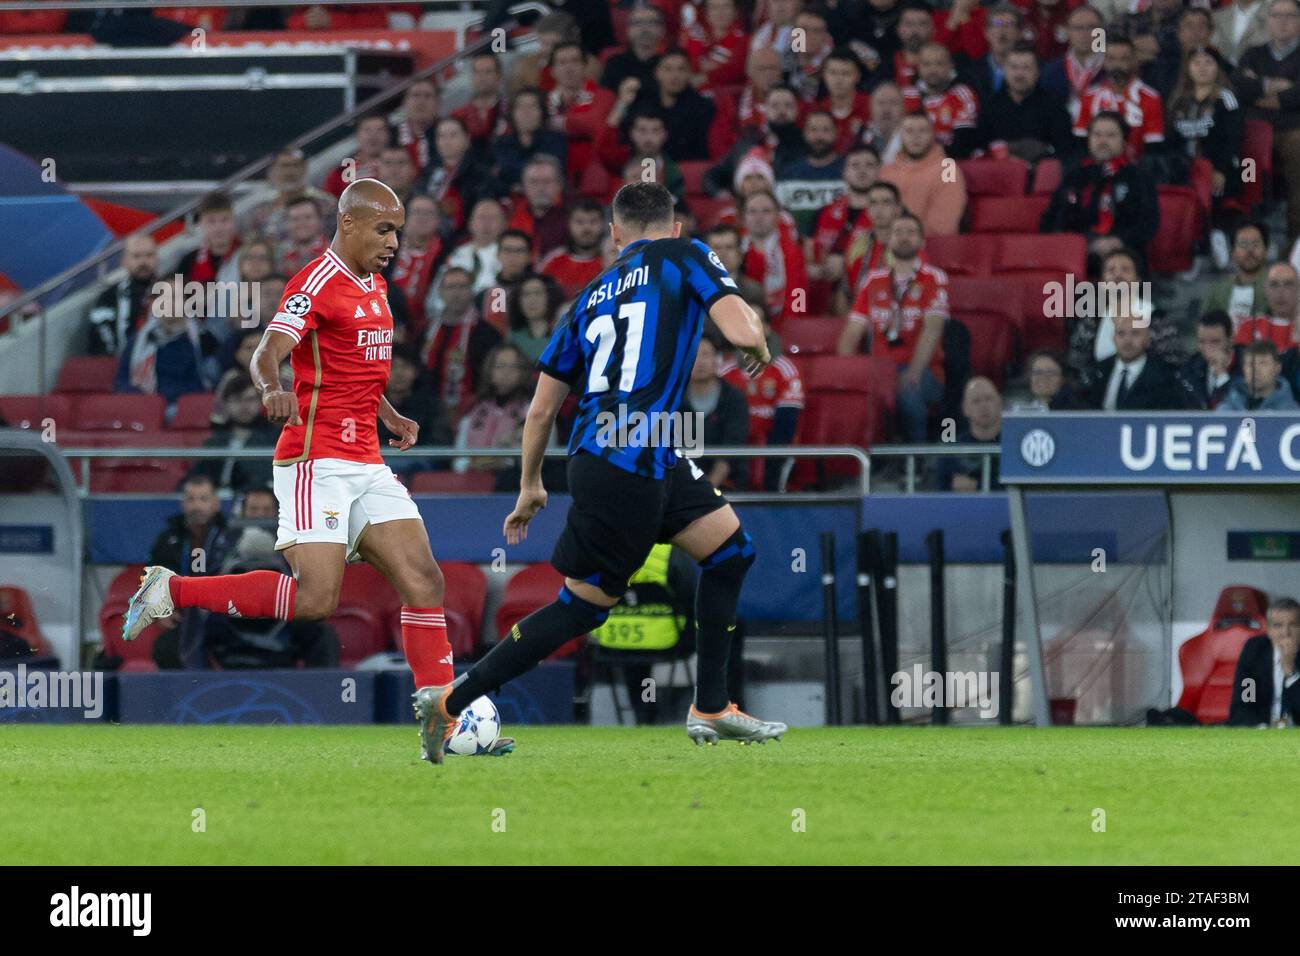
left=273, top=458, right=421, bottom=560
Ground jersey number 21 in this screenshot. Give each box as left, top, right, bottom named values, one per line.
left=585, top=302, right=646, bottom=393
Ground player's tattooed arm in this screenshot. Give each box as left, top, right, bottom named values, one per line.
left=252, top=329, right=301, bottom=425
left=503, top=372, right=569, bottom=544
left=709, top=295, right=771, bottom=377
left=379, top=395, right=419, bottom=450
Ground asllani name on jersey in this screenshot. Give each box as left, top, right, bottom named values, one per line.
left=585, top=265, right=650, bottom=310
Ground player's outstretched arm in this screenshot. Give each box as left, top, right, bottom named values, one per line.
left=252, top=328, right=301, bottom=425
left=503, top=372, right=570, bottom=544
left=709, top=295, right=771, bottom=376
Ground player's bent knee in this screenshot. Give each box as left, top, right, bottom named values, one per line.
left=698, top=527, right=756, bottom=580
left=293, top=587, right=339, bottom=621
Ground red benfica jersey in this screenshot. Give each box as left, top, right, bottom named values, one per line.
left=548, top=81, right=615, bottom=182
left=849, top=262, right=949, bottom=380
left=1073, top=78, right=1164, bottom=160
left=902, top=81, right=979, bottom=147
left=390, top=240, right=442, bottom=336
left=813, top=195, right=872, bottom=262
left=719, top=355, right=805, bottom=443
left=539, top=247, right=603, bottom=299
left=267, top=249, right=394, bottom=465
left=1234, top=315, right=1297, bottom=351
left=682, top=22, right=750, bottom=90
left=453, top=99, right=505, bottom=146
left=812, top=92, right=873, bottom=154
left=894, top=51, right=919, bottom=89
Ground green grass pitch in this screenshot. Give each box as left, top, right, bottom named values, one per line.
left=4, top=725, right=1298, bottom=865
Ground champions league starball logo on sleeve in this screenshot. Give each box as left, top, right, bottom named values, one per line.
left=283, top=293, right=312, bottom=316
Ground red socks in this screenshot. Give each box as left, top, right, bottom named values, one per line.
left=169, top=571, right=296, bottom=620
left=401, top=607, right=454, bottom=687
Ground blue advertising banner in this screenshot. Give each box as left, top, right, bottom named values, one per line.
left=117, top=670, right=378, bottom=724
left=1001, top=412, right=1300, bottom=484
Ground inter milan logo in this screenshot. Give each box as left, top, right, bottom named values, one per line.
left=283, top=293, right=312, bottom=316
left=1020, top=429, right=1055, bottom=468
left=323, top=509, right=339, bottom=530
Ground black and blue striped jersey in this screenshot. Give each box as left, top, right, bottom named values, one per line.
left=537, top=236, right=737, bottom=478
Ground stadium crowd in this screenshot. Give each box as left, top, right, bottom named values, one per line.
left=9, top=0, right=1300, bottom=497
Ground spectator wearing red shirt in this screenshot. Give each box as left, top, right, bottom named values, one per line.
left=1073, top=35, right=1165, bottom=161
left=840, top=212, right=949, bottom=442
left=903, top=42, right=982, bottom=158
left=420, top=116, right=502, bottom=235
left=324, top=111, right=390, bottom=198
left=791, top=7, right=835, bottom=102
left=507, top=155, right=570, bottom=259
left=539, top=199, right=605, bottom=299
left=454, top=53, right=506, bottom=152
left=389, top=194, right=445, bottom=343
left=1040, top=4, right=1105, bottom=115
left=546, top=41, right=617, bottom=186
left=934, top=0, right=993, bottom=62
left=1234, top=263, right=1300, bottom=350
left=391, top=79, right=441, bottom=174
left=681, top=0, right=751, bottom=91
left=813, top=48, right=874, bottom=155
left=1017, top=0, right=1077, bottom=63
left=720, top=306, right=805, bottom=490
left=810, top=145, right=882, bottom=309
left=740, top=189, right=810, bottom=325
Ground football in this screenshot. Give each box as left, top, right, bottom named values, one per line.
left=445, top=695, right=501, bottom=756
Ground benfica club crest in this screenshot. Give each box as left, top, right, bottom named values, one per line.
left=324, top=510, right=339, bottom=530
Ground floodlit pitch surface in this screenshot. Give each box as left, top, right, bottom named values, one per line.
left=3, top=726, right=1297, bottom=865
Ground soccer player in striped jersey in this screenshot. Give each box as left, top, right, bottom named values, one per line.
left=122, top=180, right=512, bottom=759
left=416, top=182, right=789, bottom=762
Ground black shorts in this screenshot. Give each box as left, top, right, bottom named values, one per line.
left=551, top=451, right=729, bottom=598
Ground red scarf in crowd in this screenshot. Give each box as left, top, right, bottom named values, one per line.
left=1081, top=157, right=1127, bottom=235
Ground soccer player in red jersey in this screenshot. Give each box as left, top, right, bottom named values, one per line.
left=123, top=180, right=512, bottom=761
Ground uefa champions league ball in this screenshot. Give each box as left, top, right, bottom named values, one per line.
left=445, top=695, right=502, bottom=756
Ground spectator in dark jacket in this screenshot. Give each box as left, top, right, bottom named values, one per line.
left=114, top=311, right=219, bottom=414
left=147, top=473, right=239, bottom=669
left=1228, top=596, right=1300, bottom=726
left=936, top=376, right=1004, bottom=492
left=973, top=44, right=1076, bottom=162
left=1233, top=0, right=1300, bottom=248
left=632, top=49, right=716, bottom=162
left=1019, top=349, right=1087, bottom=410
left=1041, top=111, right=1160, bottom=272
left=191, top=372, right=278, bottom=493
left=86, top=234, right=158, bottom=356
left=1177, top=310, right=1238, bottom=409
left=1219, top=338, right=1300, bottom=409
left=418, top=116, right=502, bottom=236
left=1165, top=47, right=1245, bottom=218
left=492, top=88, right=569, bottom=192
left=680, top=333, right=750, bottom=489
left=1082, top=313, right=1190, bottom=410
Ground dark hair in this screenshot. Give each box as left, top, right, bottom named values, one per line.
left=802, top=108, right=836, bottom=127
left=478, top=343, right=534, bottom=402
left=549, top=40, right=585, bottom=66
left=182, top=472, right=216, bottom=493
left=656, top=47, right=692, bottom=67
left=1007, top=43, right=1039, bottom=60
left=612, top=181, right=675, bottom=231
left=899, top=0, right=935, bottom=17
left=822, top=46, right=864, bottom=73
left=498, top=228, right=534, bottom=251
left=1100, top=245, right=1141, bottom=275
left=1089, top=109, right=1130, bottom=140
left=846, top=144, right=882, bottom=163
left=866, top=180, right=901, bottom=201
left=506, top=273, right=564, bottom=333
left=630, top=107, right=668, bottom=127
left=1244, top=338, right=1281, bottom=360
left=894, top=211, right=925, bottom=234
left=1027, top=348, right=1066, bottom=372
left=1179, top=6, right=1213, bottom=28
left=1268, top=595, right=1300, bottom=616
left=570, top=197, right=604, bottom=218
left=1196, top=309, right=1233, bottom=338
left=435, top=115, right=471, bottom=138
left=767, top=83, right=799, bottom=99
left=508, top=87, right=549, bottom=131
left=220, top=371, right=255, bottom=400
left=357, top=110, right=390, bottom=131
left=705, top=223, right=742, bottom=244
left=197, top=191, right=233, bottom=217
left=1233, top=220, right=1268, bottom=247
left=285, top=194, right=321, bottom=213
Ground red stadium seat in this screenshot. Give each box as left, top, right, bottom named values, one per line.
left=408, top=471, right=496, bottom=493
left=957, top=157, right=1029, bottom=197
left=72, top=393, right=165, bottom=432
left=947, top=277, right=1023, bottom=385
left=687, top=195, right=732, bottom=231
left=0, top=586, right=55, bottom=657
left=781, top=317, right=844, bottom=356
left=1176, top=586, right=1270, bottom=724
left=1030, top=158, right=1062, bottom=195
left=54, top=356, right=118, bottom=394
left=329, top=606, right=385, bottom=667
left=1223, top=119, right=1273, bottom=214
left=335, top=562, right=401, bottom=655
left=678, top=160, right=710, bottom=197
left=0, top=394, right=73, bottom=432
left=1147, top=187, right=1201, bottom=275
left=1018, top=279, right=1069, bottom=353
left=993, top=233, right=1086, bottom=278
left=967, top=194, right=1051, bottom=233
left=170, top=392, right=216, bottom=430
left=496, top=563, right=583, bottom=659
left=578, top=162, right=612, bottom=200
left=100, top=565, right=161, bottom=666
left=924, top=235, right=995, bottom=277
left=441, top=561, right=488, bottom=660
left=804, top=354, right=897, bottom=410
left=88, top=460, right=191, bottom=493
left=1187, top=157, right=1215, bottom=214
